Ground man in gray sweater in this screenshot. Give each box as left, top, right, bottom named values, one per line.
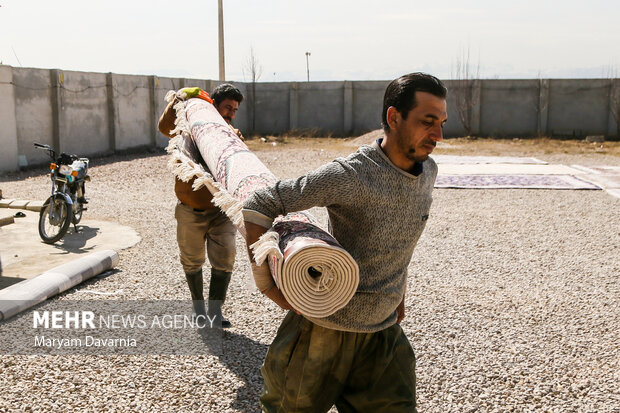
left=243, top=72, right=448, bottom=412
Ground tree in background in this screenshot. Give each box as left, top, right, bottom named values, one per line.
left=452, top=46, right=480, bottom=136
left=608, top=66, right=619, bottom=139
left=534, top=71, right=549, bottom=137
left=243, top=47, right=262, bottom=135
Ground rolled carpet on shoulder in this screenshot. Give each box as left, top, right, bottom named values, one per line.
left=165, top=91, right=359, bottom=318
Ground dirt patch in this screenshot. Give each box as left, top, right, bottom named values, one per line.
left=245, top=132, right=620, bottom=167
left=346, top=129, right=385, bottom=146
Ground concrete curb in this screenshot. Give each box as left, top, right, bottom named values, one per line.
left=0, top=199, right=44, bottom=212
left=25, top=201, right=45, bottom=211
left=0, top=250, right=120, bottom=321
left=0, top=211, right=15, bottom=227
left=8, top=200, right=29, bottom=209
left=0, top=199, right=15, bottom=207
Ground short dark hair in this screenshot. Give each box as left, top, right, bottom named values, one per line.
left=212, top=83, right=244, bottom=105
left=381, top=72, right=447, bottom=133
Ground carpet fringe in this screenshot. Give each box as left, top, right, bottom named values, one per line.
left=165, top=116, right=246, bottom=236
left=250, top=231, right=282, bottom=266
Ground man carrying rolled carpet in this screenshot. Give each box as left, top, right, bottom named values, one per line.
left=159, top=83, right=244, bottom=328
left=244, top=72, right=447, bottom=411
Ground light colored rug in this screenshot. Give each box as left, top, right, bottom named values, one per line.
left=433, top=155, right=547, bottom=165
left=435, top=174, right=601, bottom=189
left=570, top=165, right=620, bottom=199
left=438, top=164, right=584, bottom=175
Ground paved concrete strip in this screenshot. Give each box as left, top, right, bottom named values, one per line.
left=571, top=164, right=620, bottom=197
left=25, top=200, right=45, bottom=212
left=0, top=250, right=119, bottom=321
left=0, top=199, right=15, bottom=207
left=0, top=211, right=15, bottom=227
left=605, top=189, right=620, bottom=199
left=579, top=174, right=620, bottom=190
left=8, top=200, right=29, bottom=209
left=0, top=210, right=140, bottom=283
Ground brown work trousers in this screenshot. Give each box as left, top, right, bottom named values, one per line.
left=175, top=202, right=236, bottom=273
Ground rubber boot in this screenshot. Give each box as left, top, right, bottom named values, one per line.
left=208, top=269, right=232, bottom=328
left=185, top=269, right=207, bottom=323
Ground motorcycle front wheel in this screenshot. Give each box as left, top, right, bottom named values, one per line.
left=71, top=182, right=84, bottom=225
left=39, top=194, right=72, bottom=244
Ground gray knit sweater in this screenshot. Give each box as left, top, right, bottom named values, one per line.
left=243, top=140, right=437, bottom=332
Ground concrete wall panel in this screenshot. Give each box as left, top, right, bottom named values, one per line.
left=12, top=67, right=55, bottom=167
left=253, top=82, right=290, bottom=134
left=0, top=66, right=19, bottom=171
left=297, top=82, right=344, bottom=134
left=440, top=80, right=466, bottom=137
left=352, top=81, right=387, bottom=135
left=547, top=79, right=610, bottom=136
left=60, top=70, right=109, bottom=156
left=153, top=77, right=178, bottom=147
left=113, top=74, right=151, bottom=150
left=480, top=80, right=538, bottom=137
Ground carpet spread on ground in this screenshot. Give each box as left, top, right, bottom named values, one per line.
left=437, top=163, right=585, bottom=175
left=431, top=155, right=615, bottom=193
left=569, top=165, right=620, bottom=198
left=165, top=90, right=359, bottom=318
left=433, top=155, right=547, bottom=165
left=435, top=174, right=601, bottom=189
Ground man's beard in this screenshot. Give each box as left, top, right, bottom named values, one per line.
left=406, top=149, right=429, bottom=162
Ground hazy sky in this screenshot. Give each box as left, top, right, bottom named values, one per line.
left=0, top=0, right=618, bottom=82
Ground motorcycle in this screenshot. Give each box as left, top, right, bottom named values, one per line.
left=34, top=143, right=90, bottom=243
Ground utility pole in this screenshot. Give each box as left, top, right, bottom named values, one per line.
left=218, top=0, right=225, bottom=81
left=305, top=52, right=311, bottom=82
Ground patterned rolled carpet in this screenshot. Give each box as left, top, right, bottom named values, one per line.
left=165, top=90, right=359, bottom=318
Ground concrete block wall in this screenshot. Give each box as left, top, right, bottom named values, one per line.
left=60, top=70, right=110, bottom=156
left=0, top=64, right=618, bottom=172
left=351, top=81, right=389, bottom=135
left=111, top=74, right=152, bottom=151
left=297, top=81, right=344, bottom=134
left=0, top=66, right=19, bottom=171
left=12, top=67, right=55, bottom=166
left=152, top=76, right=180, bottom=147
left=480, top=79, right=539, bottom=137
left=547, top=79, right=611, bottom=137
left=441, top=79, right=468, bottom=137
left=252, top=82, right=290, bottom=134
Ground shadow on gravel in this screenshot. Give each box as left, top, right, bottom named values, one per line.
left=209, top=330, right=269, bottom=410
left=47, top=225, right=100, bottom=254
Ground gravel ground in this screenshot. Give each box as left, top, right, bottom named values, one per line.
left=0, top=139, right=618, bottom=412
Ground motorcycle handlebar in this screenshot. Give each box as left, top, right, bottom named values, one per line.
left=33, top=143, right=87, bottom=164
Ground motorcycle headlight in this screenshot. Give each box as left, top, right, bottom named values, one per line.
left=59, top=165, right=72, bottom=175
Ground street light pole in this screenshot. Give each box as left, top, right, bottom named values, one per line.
left=305, top=52, right=311, bottom=82
left=218, top=0, right=225, bottom=81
